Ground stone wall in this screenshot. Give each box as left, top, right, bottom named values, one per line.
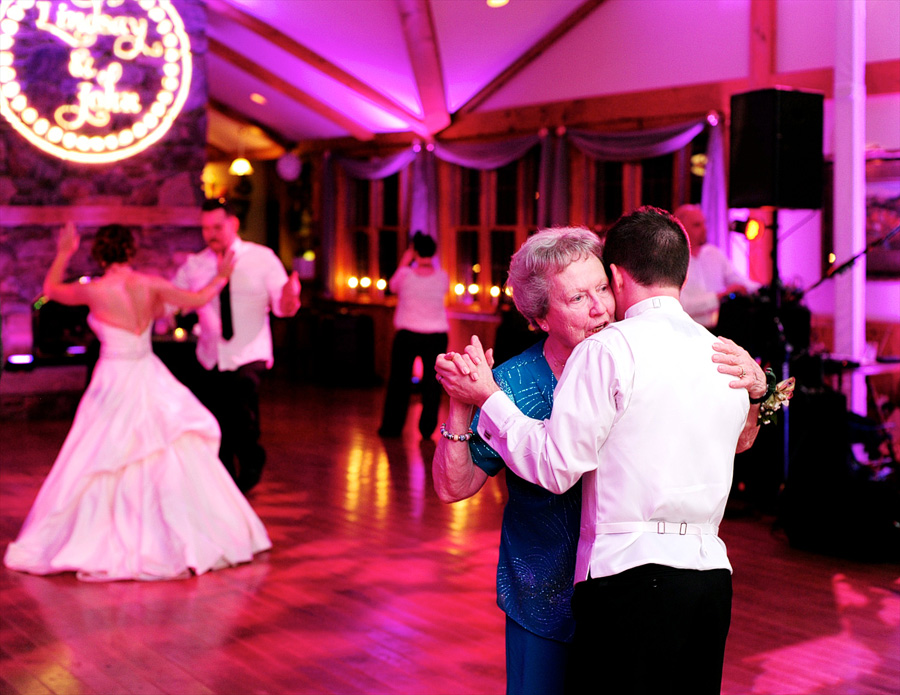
left=0, top=0, right=208, bottom=359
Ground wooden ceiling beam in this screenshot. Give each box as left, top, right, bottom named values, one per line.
left=456, top=0, right=607, bottom=118
left=444, top=82, right=728, bottom=142
left=292, top=57, right=900, bottom=155
left=396, top=0, right=450, bottom=135
left=748, top=0, right=777, bottom=89
left=207, top=0, right=430, bottom=138
left=208, top=37, right=376, bottom=141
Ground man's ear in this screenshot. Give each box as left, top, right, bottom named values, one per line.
left=609, top=264, right=625, bottom=294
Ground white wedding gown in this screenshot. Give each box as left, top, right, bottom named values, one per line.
left=4, top=315, right=272, bottom=581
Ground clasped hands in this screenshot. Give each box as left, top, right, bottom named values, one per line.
left=435, top=335, right=500, bottom=409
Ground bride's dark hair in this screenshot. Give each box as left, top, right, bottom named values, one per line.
left=92, top=225, right=136, bottom=267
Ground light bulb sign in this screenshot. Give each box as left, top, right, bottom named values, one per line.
left=0, top=0, right=192, bottom=163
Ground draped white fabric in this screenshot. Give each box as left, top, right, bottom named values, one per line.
left=321, top=117, right=725, bottom=291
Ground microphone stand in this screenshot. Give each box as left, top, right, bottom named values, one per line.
left=799, top=222, right=900, bottom=297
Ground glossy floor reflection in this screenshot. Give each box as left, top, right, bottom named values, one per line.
left=1, top=375, right=898, bottom=694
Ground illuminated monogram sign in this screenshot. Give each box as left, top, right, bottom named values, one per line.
left=0, top=0, right=192, bottom=163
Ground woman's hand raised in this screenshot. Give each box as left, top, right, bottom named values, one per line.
left=57, top=222, right=80, bottom=257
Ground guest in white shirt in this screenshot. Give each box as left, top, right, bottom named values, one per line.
left=174, top=198, right=301, bottom=492
left=439, top=207, right=766, bottom=695
left=378, top=232, right=450, bottom=439
left=676, top=204, right=760, bottom=328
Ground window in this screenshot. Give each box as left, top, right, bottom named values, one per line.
left=641, top=153, right=675, bottom=210
left=490, top=230, right=516, bottom=290
left=353, top=179, right=370, bottom=227
left=459, top=167, right=481, bottom=227
left=456, top=230, right=480, bottom=290
left=594, top=160, right=624, bottom=227
left=688, top=129, right=710, bottom=204
left=353, top=231, right=370, bottom=278
left=495, top=161, right=518, bottom=226
left=580, top=140, right=697, bottom=232
left=378, top=229, right=399, bottom=286
left=382, top=174, right=400, bottom=227
left=340, top=171, right=407, bottom=299
left=448, top=148, right=539, bottom=306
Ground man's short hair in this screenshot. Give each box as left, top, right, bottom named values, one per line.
left=602, top=206, right=689, bottom=289
left=201, top=197, right=239, bottom=218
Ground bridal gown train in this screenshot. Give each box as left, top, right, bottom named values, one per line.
left=4, top=315, right=272, bottom=581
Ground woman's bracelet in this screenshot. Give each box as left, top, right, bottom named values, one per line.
left=440, top=423, right=474, bottom=442
left=749, top=368, right=777, bottom=405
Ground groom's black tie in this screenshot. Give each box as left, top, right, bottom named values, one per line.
left=220, top=282, right=234, bottom=340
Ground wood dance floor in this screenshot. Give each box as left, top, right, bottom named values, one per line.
left=1, top=373, right=898, bottom=695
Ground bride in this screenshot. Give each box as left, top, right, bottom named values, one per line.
left=4, top=222, right=272, bottom=581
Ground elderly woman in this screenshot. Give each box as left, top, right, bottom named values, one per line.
left=4, top=223, right=271, bottom=581
left=432, top=226, right=762, bottom=695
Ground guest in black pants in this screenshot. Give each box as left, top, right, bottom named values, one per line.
left=201, top=361, right=267, bottom=487
left=379, top=232, right=450, bottom=439
left=173, top=198, right=301, bottom=492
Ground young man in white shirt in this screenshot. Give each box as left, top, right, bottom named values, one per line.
left=439, top=207, right=766, bottom=694
left=174, top=198, right=301, bottom=493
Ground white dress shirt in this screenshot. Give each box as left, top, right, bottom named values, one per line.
left=680, top=245, right=760, bottom=327
left=477, top=296, right=749, bottom=583
left=173, top=239, right=289, bottom=371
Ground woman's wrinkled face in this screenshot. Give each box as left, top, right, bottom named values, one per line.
left=540, top=254, right=616, bottom=350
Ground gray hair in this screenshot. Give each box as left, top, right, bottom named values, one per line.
left=507, top=226, right=604, bottom=327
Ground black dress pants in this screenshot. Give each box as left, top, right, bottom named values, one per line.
left=379, top=330, right=448, bottom=438
left=199, top=361, right=267, bottom=492
left=569, top=564, right=732, bottom=695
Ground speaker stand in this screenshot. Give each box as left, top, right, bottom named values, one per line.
left=769, top=209, right=793, bottom=482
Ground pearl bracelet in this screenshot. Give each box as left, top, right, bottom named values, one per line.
left=440, top=423, right=474, bottom=442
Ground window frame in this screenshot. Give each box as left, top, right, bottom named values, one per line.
left=441, top=151, right=538, bottom=309
left=337, top=169, right=409, bottom=301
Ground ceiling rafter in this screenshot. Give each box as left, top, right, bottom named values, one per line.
left=208, top=37, right=376, bottom=141
left=456, top=0, right=607, bottom=118
left=396, top=0, right=450, bottom=135
left=207, top=0, right=430, bottom=139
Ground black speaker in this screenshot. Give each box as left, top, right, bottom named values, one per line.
left=729, top=88, right=824, bottom=209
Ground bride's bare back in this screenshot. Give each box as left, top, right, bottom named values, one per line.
left=76, top=269, right=169, bottom=335
left=44, top=223, right=231, bottom=334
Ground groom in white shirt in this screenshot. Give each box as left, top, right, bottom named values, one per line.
left=440, top=206, right=764, bottom=694
left=174, top=198, right=301, bottom=493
